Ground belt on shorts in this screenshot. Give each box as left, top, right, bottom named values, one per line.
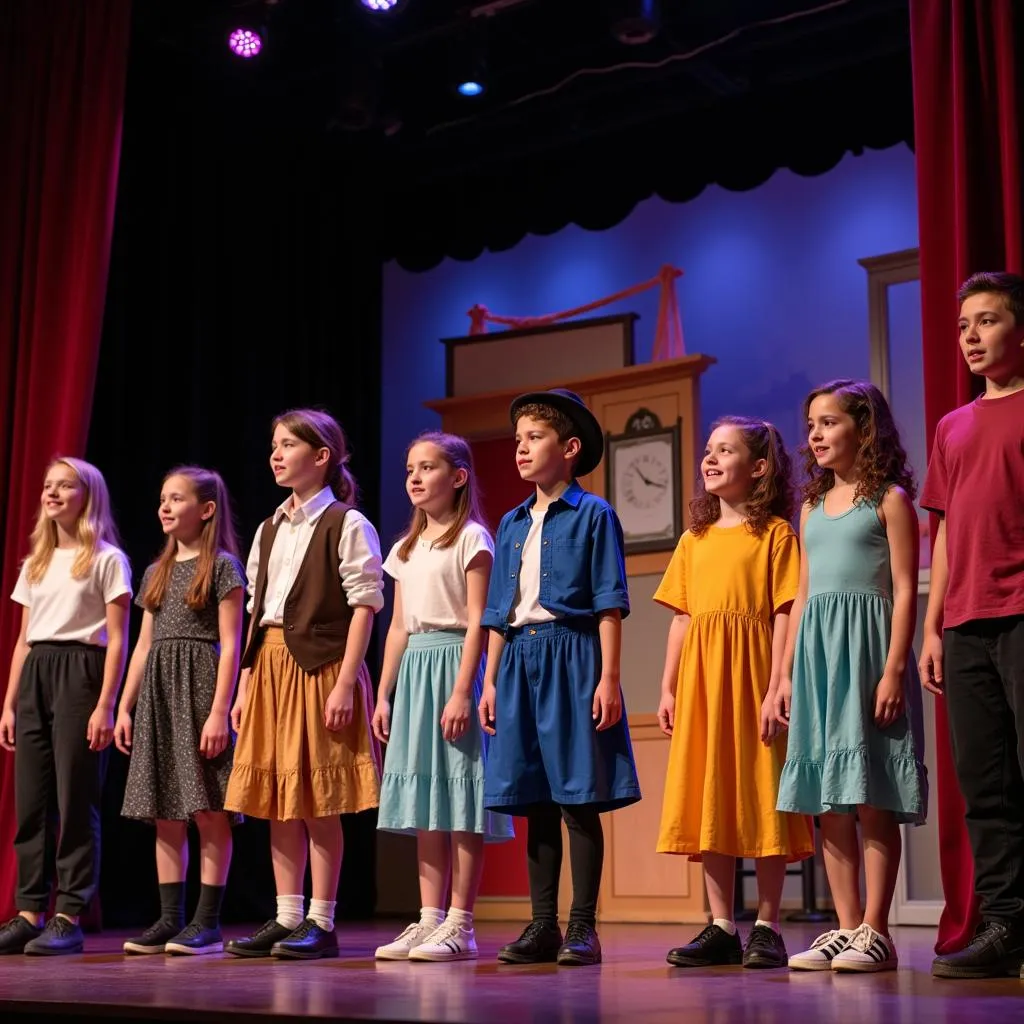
left=504, top=617, right=597, bottom=641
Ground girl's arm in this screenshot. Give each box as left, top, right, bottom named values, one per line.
left=372, top=582, right=410, bottom=743
left=762, top=604, right=793, bottom=744
left=0, top=608, right=30, bottom=751
left=88, top=594, right=131, bottom=752
left=875, top=486, right=920, bottom=727
left=774, top=503, right=811, bottom=725
left=441, top=550, right=492, bottom=742
left=325, top=605, right=375, bottom=731
left=919, top=517, right=947, bottom=695
left=478, top=628, right=506, bottom=736
left=114, top=610, right=154, bottom=754
left=200, top=587, right=244, bottom=758
left=656, top=613, right=690, bottom=737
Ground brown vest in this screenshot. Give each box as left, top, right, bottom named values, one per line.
left=240, top=501, right=354, bottom=674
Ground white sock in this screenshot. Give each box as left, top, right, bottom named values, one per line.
left=446, top=907, right=473, bottom=929
left=755, top=918, right=780, bottom=934
left=712, top=917, right=737, bottom=936
left=308, top=898, right=336, bottom=932
left=276, top=894, right=305, bottom=930
left=420, top=906, right=446, bottom=928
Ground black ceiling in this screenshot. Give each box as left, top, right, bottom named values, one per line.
left=129, top=0, right=915, bottom=270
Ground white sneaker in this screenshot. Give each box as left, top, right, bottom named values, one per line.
left=407, top=919, right=478, bottom=962
left=831, top=923, right=897, bottom=973
left=375, top=920, right=442, bottom=960
left=787, top=928, right=855, bottom=971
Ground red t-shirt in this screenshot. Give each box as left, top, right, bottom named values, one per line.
left=920, top=387, right=1024, bottom=628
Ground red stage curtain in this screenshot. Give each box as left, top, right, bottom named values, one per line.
left=0, top=0, right=132, bottom=918
left=910, top=0, right=1024, bottom=953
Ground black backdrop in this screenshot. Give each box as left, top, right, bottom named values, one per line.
left=85, top=17, right=383, bottom=928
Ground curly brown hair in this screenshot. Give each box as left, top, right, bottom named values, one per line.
left=800, top=379, right=917, bottom=507
left=689, top=416, right=794, bottom=538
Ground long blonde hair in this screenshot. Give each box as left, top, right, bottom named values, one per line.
left=140, top=466, right=241, bottom=612
left=273, top=408, right=358, bottom=504
left=397, top=432, right=487, bottom=562
left=25, top=457, right=121, bottom=583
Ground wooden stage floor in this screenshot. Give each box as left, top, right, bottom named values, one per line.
left=1, top=921, right=1022, bottom=1024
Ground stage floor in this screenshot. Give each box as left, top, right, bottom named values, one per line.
left=1, top=921, right=1022, bottom=1024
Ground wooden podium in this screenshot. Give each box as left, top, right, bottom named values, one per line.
left=425, top=354, right=716, bottom=924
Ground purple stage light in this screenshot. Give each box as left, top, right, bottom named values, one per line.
left=361, top=0, right=399, bottom=11
left=228, top=27, right=263, bottom=59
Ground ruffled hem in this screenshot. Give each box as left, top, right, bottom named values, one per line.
left=378, top=772, right=515, bottom=842
left=224, top=758, right=380, bottom=820
left=777, top=746, right=927, bottom=826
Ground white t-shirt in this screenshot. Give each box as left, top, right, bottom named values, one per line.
left=509, top=508, right=558, bottom=628
left=384, top=521, right=494, bottom=633
left=11, top=542, right=133, bottom=646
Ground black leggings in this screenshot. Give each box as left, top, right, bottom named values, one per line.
left=526, top=803, right=603, bottom=927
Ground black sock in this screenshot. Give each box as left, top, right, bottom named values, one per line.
left=158, top=882, right=186, bottom=928
left=562, top=804, right=603, bottom=929
left=526, top=804, right=563, bottom=925
left=193, top=884, right=226, bottom=930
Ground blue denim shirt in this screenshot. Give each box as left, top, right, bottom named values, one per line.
left=481, top=480, right=630, bottom=633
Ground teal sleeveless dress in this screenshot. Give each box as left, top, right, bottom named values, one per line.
left=776, top=498, right=928, bottom=824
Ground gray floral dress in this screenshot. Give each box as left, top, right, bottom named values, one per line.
left=121, top=554, right=245, bottom=822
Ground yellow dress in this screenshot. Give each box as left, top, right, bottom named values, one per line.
left=654, top=518, right=814, bottom=861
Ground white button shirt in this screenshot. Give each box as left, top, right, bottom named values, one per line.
left=246, top=487, right=384, bottom=625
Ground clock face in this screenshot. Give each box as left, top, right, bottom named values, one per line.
left=613, top=436, right=676, bottom=541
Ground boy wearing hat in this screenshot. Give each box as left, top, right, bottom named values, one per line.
left=478, top=388, right=642, bottom=967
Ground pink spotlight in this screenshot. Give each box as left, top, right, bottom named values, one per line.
left=228, top=27, right=263, bottom=59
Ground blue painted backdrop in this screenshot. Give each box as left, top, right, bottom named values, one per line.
left=378, top=144, right=919, bottom=552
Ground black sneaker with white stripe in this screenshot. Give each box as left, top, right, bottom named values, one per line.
left=830, top=923, right=897, bottom=973
left=787, top=928, right=855, bottom=971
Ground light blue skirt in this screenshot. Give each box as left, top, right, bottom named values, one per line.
left=377, top=630, right=515, bottom=842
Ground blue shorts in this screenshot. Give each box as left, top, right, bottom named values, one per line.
left=483, top=620, right=641, bottom=815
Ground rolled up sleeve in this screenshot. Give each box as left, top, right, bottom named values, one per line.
left=337, top=512, right=385, bottom=612
left=589, top=508, right=630, bottom=618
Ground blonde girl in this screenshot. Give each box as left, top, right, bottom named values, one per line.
left=0, top=458, right=131, bottom=956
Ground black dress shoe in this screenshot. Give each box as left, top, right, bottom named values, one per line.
left=226, top=919, right=295, bottom=958
left=742, top=925, right=788, bottom=969
left=932, top=920, right=1024, bottom=979
left=667, top=924, right=742, bottom=967
left=24, top=916, right=84, bottom=956
left=271, top=919, right=339, bottom=960
left=557, top=921, right=602, bottom=966
left=0, top=916, right=43, bottom=955
left=497, top=920, right=563, bottom=964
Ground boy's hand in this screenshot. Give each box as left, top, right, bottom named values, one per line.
left=593, top=676, right=622, bottom=732
left=919, top=632, right=944, bottom=696
left=0, top=706, right=15, bottom=751
left=873, top=672, right=905, bottom=728
left=478, top=681, right=497, bottom=736
left=657, top=691, right=675, bottom=737
left=86, top=705, right=115, bottom=751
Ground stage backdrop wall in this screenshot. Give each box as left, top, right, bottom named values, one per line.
left=376, top=143, right=926, bottom=915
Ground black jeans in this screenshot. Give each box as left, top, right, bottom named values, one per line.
left=14, top=642, right=107, bottom=916
left=944, top=616, right=1024, bottom=923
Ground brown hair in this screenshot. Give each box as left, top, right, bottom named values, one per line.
left=689, top=417, right=793, bottom=538
left=141, top=466, right=241, bottom=612
left=273, top=407, right=358, bottom=504
left=397, top=432, right=487, bottom=561
left=25, top=457, right=122, bottom=583
left=801, top=379, right=916, bottom=507
left=958, top=271, right=1024, bottom=325
left=513, top=402, right=576, bottom=442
